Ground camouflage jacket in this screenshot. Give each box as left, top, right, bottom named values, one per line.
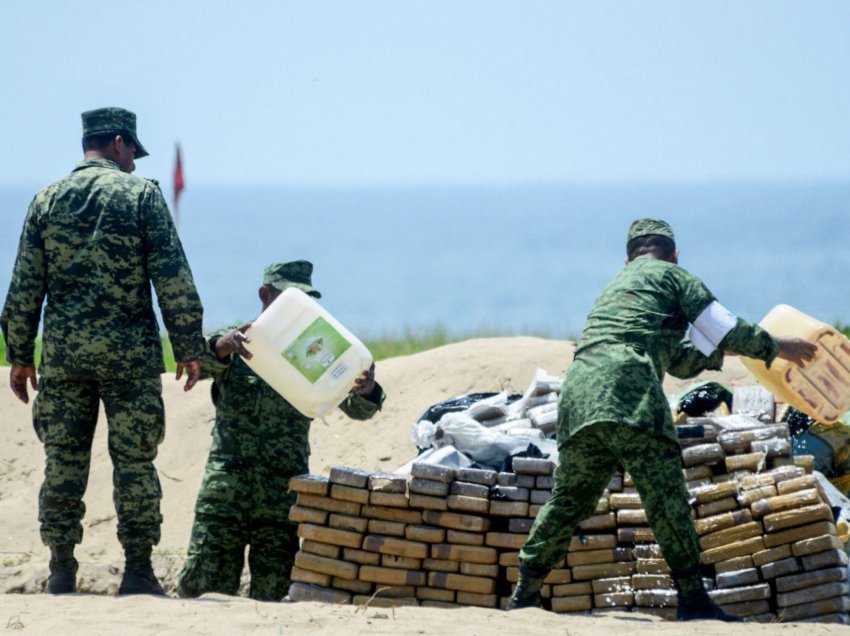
left=200, top=330, right=385, bottom=473
left=559, top=255, right=779, bottom=442
left=0, top=158, right=205, bottom=379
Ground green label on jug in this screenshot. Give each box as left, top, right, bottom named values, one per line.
left=282, top=317, right=352, bottom=384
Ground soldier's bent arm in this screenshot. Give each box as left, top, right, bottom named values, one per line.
left=1, top=200, right=46, bottom=367
left=141, top=184, right=206, bottom=363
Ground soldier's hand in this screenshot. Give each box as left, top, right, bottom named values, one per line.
left=10, top=365, right=38, bottom=404
left=352, top=363, right=376, bottom=396
left=176, top=360, right=201, bottom=392
left=776, top=336, right=818, bottom=367
left=214, top=324, right=253, bottom=360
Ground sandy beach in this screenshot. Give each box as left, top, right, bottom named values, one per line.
left=2, top=337, right=847, bottom=634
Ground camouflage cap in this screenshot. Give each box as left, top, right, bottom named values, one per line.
left=263, top=260, right=321, bottom=298
left=627, top=218, right=675, bottom=244
left=81, top=107, right=149, bottom=159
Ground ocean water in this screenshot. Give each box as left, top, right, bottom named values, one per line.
left=1, top=181, right=849, bottom=339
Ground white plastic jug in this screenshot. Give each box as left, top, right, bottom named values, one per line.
left=241, top=288, right=373, bottom=419
left=741, top=304, right=850, bottom=424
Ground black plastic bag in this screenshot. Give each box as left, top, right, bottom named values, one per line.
left=677, top=381, right=733, bottom=417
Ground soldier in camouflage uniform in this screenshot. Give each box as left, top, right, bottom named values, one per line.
left=0, top=107, right=206, bottom=596
left=177, top=261, right=385, bottom=602
left=507, top=219, right=816, bottom=620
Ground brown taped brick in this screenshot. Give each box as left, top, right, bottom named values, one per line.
left=691, top=481, right=739, bottom=504
left=752, top=543, right=792, bottom=567
left=552, top=581, right=593, bottom=596
left=368, top=472, right=407, bottom=493
left=409, top=493, right=449, bottom=511
left=714, top=555, right=754, bottom=574
left=776, top=566, right=847, bottom=593
left=409, top=477, right=450, bottom=497
left=328, top=513, right=369, bottom=534
left=358, top=565, right=426, bottom=587
left=499, top=552, right=519, bottom=567
left=776, top=474, right=819, bottom=495
left=512, top=457, right=554, bottom=475
left=329, top=466, right=370, bottom=488
left=736, top=484, right=777, bottom=507
left=485, top=532, right=528, bottom=550
left=367, top=519, right=406, bottom=537
left=405, top=525, right=445, bottom=543
left=298, top=523, right=363, bottom=549
left=447, top=495, right=489, bottom=514
left=591, top=576, right=632, bottom=594
left=416, top=586, right=455, bottom=602
left=456, top=591, right=498, bottom=607
left=361, top=505, right=423, bottom=525
left=577, top=512, right=616, bottom=531
left=456, top=467, right=498, bottom=486
left=594, top=591, right=634, bottom=607
left=778, top=596, right=850, bottom=621
left=631, top=574, right=673, bottom=590
left=422, top=509, right=490, bottom=532
left=566, top=547, right=631, bottom=567
left=288, top=582, right=350, bottom=603
left=697, top=497, right=739, bottom=518
left=411, top=462, right=456, bottom=483
left=294, top=551, right=359, bottom=580
left=431, top=543, right=498, bottom=564
left=296, top=493, right=361, bottom=517
left=762, top=502, right=832, bottom=532
left=681, top=443, right=724, bottom=467
left=616, top=509, right=648, bottom=526
left=289, top=474, right=330, bottom=496
left=460, top=562, right=499, bottom=578
left=571, top=562, right=635, bottom=581
left=718, top=600, right=771, bottom=618
left=422, top=558, right=460, bottom=572
left=635, top=558, right=670, bottom=575
left=608, top=493, right=643, bottom=509
left=289, top=505, right=328, bottom=525
left=716, top=568, right=759, bottom=589
left=369, top=491, right=409, bottom=508
left=792, top=533, right=845, bottom=557
left=450, top=481, right=490, bottom=498
left=301, top=540, right=340, bottom=559
left=631, top=544, right=662, bottom=559
left=725, top=452, right=767, bottom=473
left=634, top=590, right=677, bottom=607
left=330, top=483, right=370, bottom=504
left=763, top=520, right=836, bottom=548
left=446, top=529, right=484, bottom=546
left=700, top=536, right=765, bottom=565
left=489, top=500, right=529, bottom=517
left=362, top=535, right=428, bottom=559
left=760, top=557, right=801, bottom=580
left=801, top=548, right=848, bottom=571
left=290, top=566, right=332, bottom=587
left=551, top=595, right=592, bottom=612
left=709, top=583, right=770, bottom=605
left=332, top=577, right=373, bottom=594
left=342, top=548, right=380, bottom=565
left=427, top=571, right=496, bottom=594
left=751, top=488, right=821, bottom=518
left=694, top=509, right=753, bottom=536
left=617, top=527, right=656, bottom=543
left=698, top=521, right=763, bottom=551
left=381, top=554, right=422, bottom=570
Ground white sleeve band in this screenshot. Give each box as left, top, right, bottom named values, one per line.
left=687, top=301, right=738, bottom=356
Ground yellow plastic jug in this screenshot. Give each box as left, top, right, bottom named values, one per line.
left=242, top=288, right=373, bottom=419
left=741, top=304, right=850, bottom=424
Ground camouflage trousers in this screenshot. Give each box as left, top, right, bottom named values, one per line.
left=520, top=421, right=702, bottom=592
left=177, top=421, right=303, bottom=602
left=32, top=376, right=165, bottom=549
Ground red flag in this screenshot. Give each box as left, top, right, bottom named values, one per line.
left=173, top=143, right=185, bottom=216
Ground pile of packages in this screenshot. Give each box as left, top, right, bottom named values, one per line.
left=286, top=374, right=850, bottom=622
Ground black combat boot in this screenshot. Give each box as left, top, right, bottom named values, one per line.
left=672, top=567, right=743, bottom=622
left=505, top=564, right=549, bottom=610
left=118, top=546, right=166, bottom=596
left=47, top=544, right=78, bottom=594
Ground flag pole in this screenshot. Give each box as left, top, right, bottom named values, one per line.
left=173, top=142, right=185, bottom=229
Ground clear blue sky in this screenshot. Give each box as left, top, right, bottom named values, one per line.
left=1, top=1, right=848, bottom=189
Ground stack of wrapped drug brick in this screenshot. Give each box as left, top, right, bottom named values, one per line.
left=286, top=387, right=849, bottom=623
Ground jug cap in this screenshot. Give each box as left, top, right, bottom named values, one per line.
left=263, top=260, right=322, bottom=298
